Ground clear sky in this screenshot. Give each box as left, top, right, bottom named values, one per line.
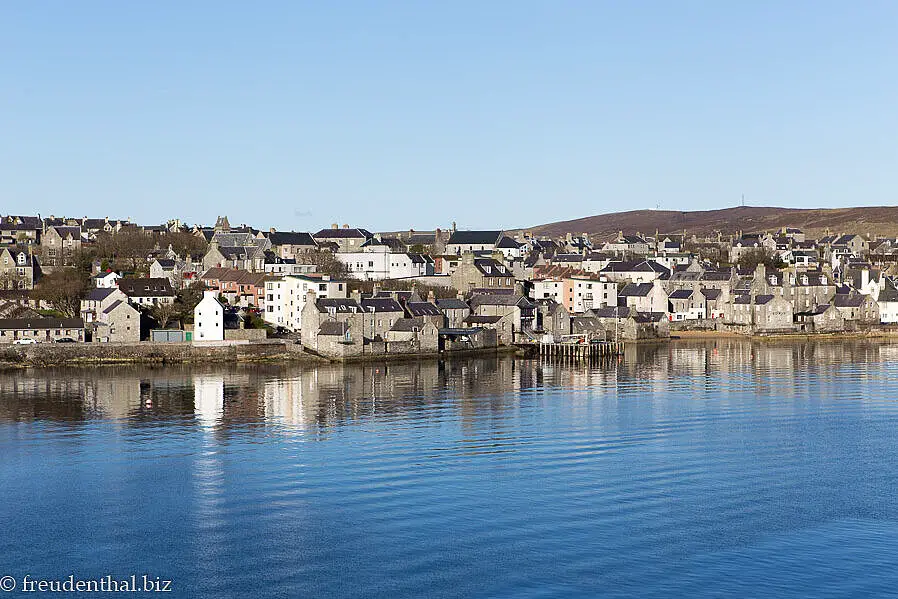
left=2, top=1, right=896, bottom=232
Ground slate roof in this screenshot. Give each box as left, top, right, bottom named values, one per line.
left=360, top=297, right=404, bottom=313
left=435, top=298, right=470, bottom=311
left=591, top=306, right=631, bottom=318
left=701, top=288, right=722, bottom=300
left=154, top=259, right=176, bottom=269
left=390, top=317, right=428, bottom=332
left=0, top=318, right=84, bottom=329
left=754, top=295, right=775, bottom=305
left=267, top=231, right=316, bottom=247
left=879, top=280, right=898, bottom=303
left=496, top=236, right=523, bottom=249
left=601, top=260, right=655, bottom=273
left=447, top=230, right=502, bottom=245
left=315, top=298, right=361, bottom=313
left=85, top=288, right=119, bottom=301
left=833, top=294, right=866, bottom=308
left=313, top=228, right=373, bottom=239
left=463, top=315, right=503, bottom=325
left=668, top=289, right=694, bottom=300
left=318, top=321, right=350, bottom=336
left=473, top=259, right=510, bottom=276
left=406, top=302, right=442, bottom=317
left=102, top=300, right=126, bottom=314
left=619, top=283, right=655, bottom=298
left=117, top=278, right=175, bottom=297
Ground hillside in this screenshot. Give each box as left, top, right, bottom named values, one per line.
left=520, top=206, right=898, bottom=241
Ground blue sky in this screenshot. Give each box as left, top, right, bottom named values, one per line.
left=1, top=1, right=896, bottom=231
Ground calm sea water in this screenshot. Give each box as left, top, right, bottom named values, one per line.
left=2, top=340, right=898, bottom=598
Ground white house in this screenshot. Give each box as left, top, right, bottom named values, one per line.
left=335, top=246, right=433, bottom=281
left=263, top=274, right=348, bottom=331
left=94, top=271, right=121, bottom=288
left=194, top=290, right=224, bottom=341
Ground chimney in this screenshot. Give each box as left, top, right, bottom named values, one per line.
left=270, top=227, right=275, bottom=234
left=342, top=224, right=349, bottom=229
left=350, top=288, right=361, bottom=302
left=372, top=282, right=381, bottom=296
left=427, top=289, right=435, bottom=302
left=452, top=221, right=457, bottom=233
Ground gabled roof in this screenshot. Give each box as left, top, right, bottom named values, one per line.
left=668, top=289, right=694, bottom=300
left=463, top=315, right=503, bottom=325
left=447, top=230, right=502, bottom=245
left=117, top=278, right=175, bottom=297
left=619, top=283, right=656, bottom=297
left=473, top=258, right=510, bottom=276
left=435, top=298, right=469, bottom=311
left=406, top=301, right=442, bottom=317
left=267, top=231, right=316, bottom=247
left=85, top=288, right=119, bottom=301
left=833, top=294, right=866, bottom=308
left=313, top=228, right=373, bottom=239
left=600, top=260, right=654, bottom=273
left=591, top=306, right=631, bottom=318
left=0, top=317, right=84, bottom=329
left=318, top=321, right=350, bottom=336
left=315, top=298, right=361, bottom=313
left=700, top=288, right=722, bottom=300
left=359, top=297, right=404, bottom=313
left=754, top=295, right=775, bottom=305
left=390, top=317, right=430, bottom=332
left=496, top=236, right=523, bottom=249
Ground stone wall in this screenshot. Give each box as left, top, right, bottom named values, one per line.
left=224, top=329, right=268, bottom=341
left=0, top=340, right=299, bottom=367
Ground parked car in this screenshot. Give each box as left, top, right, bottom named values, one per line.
left=55, top=338, right=77, bottom=343
left=13, top=338, right=38, bottom=345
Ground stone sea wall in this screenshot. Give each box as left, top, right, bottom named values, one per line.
left=0, top=341, right=308, bottom=368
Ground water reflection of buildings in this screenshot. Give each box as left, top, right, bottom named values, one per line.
left=1, top=340, right=897, bottom=428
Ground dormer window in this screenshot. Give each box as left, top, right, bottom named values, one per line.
left=769, top=275, right=776, bottom=285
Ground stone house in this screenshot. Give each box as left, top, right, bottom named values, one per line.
left=0, top=317, right=85, bottom=343
left=80, top=287, right=129, bottom=323
left=450, top=253, right=514, bottom=292
left=262, top=230, right=318, bottom=260
left=462, top=313, right=515, bottom=345
left=668, top=287, right=705, bottom=321
left=794, top=303, right=843, bottom=333
left=618, top=279, right=668, bottom=314
left=702, top=288, right=726, bottom=319
left=300, top=296, right=364, bottom=348
left=311, top=226, right=374, bottom=253
left=832, top=292, right=879, bottom=326
left=728, top=294, right=793, bottom=333
left=40, top=225, right=82, bottom=269
left=117, top=278, right=176, bottom=307
left=469, top=293, right=537, bottom=341
left=435, top=298, right=470, bottom=328
left=92, top=299, right=141, bottom=343
left=359, top=296, right=406, bottom=340
left=385, top=317, right=439, bottom=352
left=535, top=299, right=570, bottom=342
left=0, top=246, right=35, bottom=290
left=405, top=301, right=445, bottom=329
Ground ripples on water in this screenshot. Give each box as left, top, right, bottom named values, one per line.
left=2, top=340, right=898, bottom=597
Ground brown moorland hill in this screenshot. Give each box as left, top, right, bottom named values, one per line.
left=518, top=206, right=898, bottom=241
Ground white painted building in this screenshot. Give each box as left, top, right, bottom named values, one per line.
left=335, top=246, right=433, bottom=281
left=263, top=275, right=348, bottom=331
left=194, top=290, right=224, bottom=341
left=94, top=271, right=121, bottom=288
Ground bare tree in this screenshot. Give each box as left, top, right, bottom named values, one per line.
left=32, top=269, right=88, bottom=318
